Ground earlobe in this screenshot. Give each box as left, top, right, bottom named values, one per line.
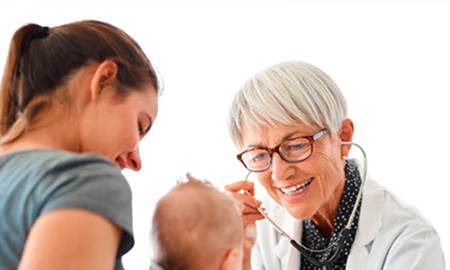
left=89, top=60, right=118, bottom=101
left=220, top=248, right=241, bottom=270
left=339, top=118, right=354, bottom=158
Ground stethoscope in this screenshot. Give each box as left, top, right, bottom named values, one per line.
left=245, top=142, right=367, bottom=269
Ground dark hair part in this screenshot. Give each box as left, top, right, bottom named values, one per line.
left=0, top=20, right=162, bottom=143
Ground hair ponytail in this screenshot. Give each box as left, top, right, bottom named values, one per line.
left=0, top=24, right=47, bottom=137
left=0, top=20, right=162, bottom=145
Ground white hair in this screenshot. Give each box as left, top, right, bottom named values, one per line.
left=228, top=60, right=348, bottom=150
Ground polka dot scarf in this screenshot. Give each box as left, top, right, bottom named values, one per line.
left=300, top=159, right=362, bottom=270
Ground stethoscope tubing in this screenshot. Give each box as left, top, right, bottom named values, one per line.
left=245, top=141, right=368, bottom=267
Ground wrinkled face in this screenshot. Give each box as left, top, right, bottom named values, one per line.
left=241, top=122, right=346, bottom=219
left=81, top=84, right=158, bottom=171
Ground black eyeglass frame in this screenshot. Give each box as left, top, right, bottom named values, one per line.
left=237, top=128, right=330, bottom=172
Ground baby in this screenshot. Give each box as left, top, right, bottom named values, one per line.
left=150, top=174, right=244, bottom=270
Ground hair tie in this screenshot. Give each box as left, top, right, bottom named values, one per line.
left=32, top=26, right=49, bottom=40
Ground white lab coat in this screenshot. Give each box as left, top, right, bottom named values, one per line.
left=251, top=178, right=446, bottom=269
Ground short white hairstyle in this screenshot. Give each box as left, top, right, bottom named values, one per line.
left=228, top=60, right=348, bottom=150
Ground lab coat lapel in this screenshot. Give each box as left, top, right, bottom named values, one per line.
left=272, top=205, right=303, bottom=270
left=346, top=179, right=384, bottom=270
left=265, top=177, right=384, bottom=270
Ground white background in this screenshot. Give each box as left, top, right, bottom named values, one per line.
left=1, top=1, right=448, bottom=268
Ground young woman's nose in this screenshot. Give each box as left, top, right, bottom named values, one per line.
left=125, top=148, right=142, bottom=171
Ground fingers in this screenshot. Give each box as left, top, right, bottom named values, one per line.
left=224, top=180, right=255, bottom=196
left=225, top=181, right=263, bottom=264
left=225, top=181, right=261, bottom=208
left=242, top=213, right=264, bottom=226
left=233, top=191, right=262, bottom=209
left=224, top=180, right=265, bottom=223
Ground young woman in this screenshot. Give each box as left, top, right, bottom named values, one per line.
left=0, top=20, right=162, bottom=270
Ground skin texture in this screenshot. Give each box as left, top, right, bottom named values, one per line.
left=152, top=178, right=244, bottom=270
left=78, top=62, right=158, bottom=170
left=1, top=61, right=159, bottom=270
left=225, top=119, right=354, bottom=270
left=18, top=209, right=122, bottom=270
left=0, top=61, right=158, bottom=170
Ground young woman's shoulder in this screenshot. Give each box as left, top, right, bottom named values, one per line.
left=17, top=150, right=132, bottom=226
left=1, top=149, right=124, bottom=183
left=0, top=149, right=134, bottom=269
left=0, top=149, right=132, bottom=227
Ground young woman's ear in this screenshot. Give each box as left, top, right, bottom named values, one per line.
left=339, top=118, right=354, bottom=158
left=89, top=60, right=118, bottom=101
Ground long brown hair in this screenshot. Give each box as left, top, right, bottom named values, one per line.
left=0, top=20, right=162, bottom=144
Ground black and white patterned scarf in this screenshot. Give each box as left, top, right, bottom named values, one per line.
left=300, top=159, right=362, bottom=270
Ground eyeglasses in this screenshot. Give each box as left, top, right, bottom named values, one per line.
left=237, top=128, right=329, bottom=172
left=242, top=141, right=368, bottom=267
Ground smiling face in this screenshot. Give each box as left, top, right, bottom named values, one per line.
left=80, top=84, right=158, bottom=171
left=241, top=122, right=347, bottom=220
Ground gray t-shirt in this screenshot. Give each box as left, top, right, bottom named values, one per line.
left=0, top=150, right=134, bottom=270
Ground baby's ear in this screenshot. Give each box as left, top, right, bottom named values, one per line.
left=220, top=248, right=243, bottom=270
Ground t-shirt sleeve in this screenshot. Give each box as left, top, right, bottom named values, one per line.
left=35, top=154, right=134, bottom=261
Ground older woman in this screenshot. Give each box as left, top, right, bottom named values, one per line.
left=225, top=61, right=445, bottom=270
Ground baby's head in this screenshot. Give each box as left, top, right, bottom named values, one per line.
left=151, top=174, right=244, bottom=270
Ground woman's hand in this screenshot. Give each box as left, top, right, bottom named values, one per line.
left=225, top=180, right=265, bottom=269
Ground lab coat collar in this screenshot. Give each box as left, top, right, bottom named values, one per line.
left=355, top=178, right=384, bottom=246
left=346, top=178, right=385, bottom=269
left=270, top=200, right=303, bottom=269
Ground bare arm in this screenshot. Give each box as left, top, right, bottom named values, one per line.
left=18, top=209, right=122, bottom=270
